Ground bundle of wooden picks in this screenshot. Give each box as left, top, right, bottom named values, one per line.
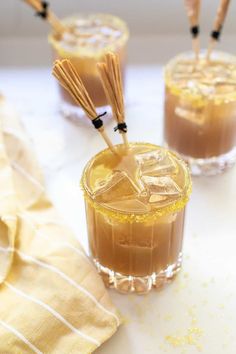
left=52, top=59, right=116, bottom=154
left=52, top=56, right=144, bottom=193
left=97, top=52, right=128, bottom=147
left=97, top=52, right=145, bottom=193
left=22, top=0, right=66, bottom=35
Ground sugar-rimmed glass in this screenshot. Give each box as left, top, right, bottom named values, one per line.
left=49, top=13, right=129, bottom=123
left=81, top=143, right=191, bottom=294
left=164, top=51, right=236, bottom=176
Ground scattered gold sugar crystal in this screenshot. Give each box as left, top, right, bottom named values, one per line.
left=165, top=326, right=203, bottom=351
left=121, top=314, right=131, bottom=325
left=164, top=313, right=173, bottom=321
left=165, top=306, right=203, bottom=351
left=202, top=281, right=209, bottom=288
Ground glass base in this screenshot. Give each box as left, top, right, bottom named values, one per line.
left=93, top=253, right=182, bottom=294
left=60, top=101, right=111, bottom=125
left=166, top=145, right=236, bottom=176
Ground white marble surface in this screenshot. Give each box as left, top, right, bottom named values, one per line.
left=1, top=65, right=236, bottom=354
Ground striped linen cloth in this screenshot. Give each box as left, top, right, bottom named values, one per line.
left=0, top=97, right=121, bottom=354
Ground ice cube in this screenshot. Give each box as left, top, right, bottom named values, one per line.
left=86, top=35, right=100, bottom=44
left=135, top=149, right=164, bottom=166
left=106, top=198, right=150, bottom=213
left=100, top=26, right=113, bottom=36
left=115, top=152, right=144, bottom=193
left=142, top=176, right=182, bottom=196
left=62, top=32, right=77, bottom=46
left=175, top=106, right=205, bottom=126
left=135, top=150, right=178, bottom=176
left=148, top=194, right=179, bottom=208
left=94, top=171, right=139, bottom=203
left=75, top=19, right=90, bottom=28
left=149, top=195, right=167, bottom=203
left=112, top=30, right=122, bottom=38
left=200, top=85, right=215, bottom=96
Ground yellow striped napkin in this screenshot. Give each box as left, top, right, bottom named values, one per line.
left=0, top=97, right=121, bottom=354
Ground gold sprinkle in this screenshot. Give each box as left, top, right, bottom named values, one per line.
left=188, top=327, right=203, bottom=336
left=202, top=281, right=209, bottom=287
left=163, top=314, right=173, bottom=321
left=202, top=299, right=208, bottom=306
left=159, top=343, right=167, bottom=352
left=165, top=335, right=185, bottom=347
left=174, top=280, right=188, bottom=293
left=224, top=326, right=230, bottom=334
left=188, top=305, right=196, bottom=316
left=165, top=306, right=203, bottom=351
left=121, top=314, right=131, bottom=325
left=218, top=303, right=225, bottom=309
left=165, top=326, right=203, bottom=350
left=196, top=343, right=203, bottom=351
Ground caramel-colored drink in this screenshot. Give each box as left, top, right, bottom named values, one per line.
left=81, top=143, right=191, bottom=293
left=164, top=51, right=236, bottom=175
left=49, top=14, right=129, bottom=107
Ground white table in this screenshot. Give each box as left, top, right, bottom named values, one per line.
left=1, top=62, right=236, bottom=354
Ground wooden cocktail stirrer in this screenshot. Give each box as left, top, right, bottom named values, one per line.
left=22, top=0, right=66, bottom=35
left=184, top=0, right=201, bottom=60
left=52, top=59, right=116, bottom=154
left=206, top=0, right=231, bottom=61
left=97, top=52, right=128, bottom=148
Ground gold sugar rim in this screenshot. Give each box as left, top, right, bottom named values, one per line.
left=81, top=143, right=192, bottom=223
left=48, top=13, right=129, bottom=58
left=164, top=51, right=236, bottom=105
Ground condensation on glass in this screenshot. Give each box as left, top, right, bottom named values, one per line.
left=81, top=143, right=191, bottom=294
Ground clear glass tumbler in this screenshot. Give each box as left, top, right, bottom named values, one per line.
left=164, top=51, right=236, bottom=176
left=49, top=13, right=129, bottom=123
left=81, top=143, right=191, bottom=294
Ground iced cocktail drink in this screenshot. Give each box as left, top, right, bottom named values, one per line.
left=49, top=14, right=129, bottom=120
left=164, top=51, right=236, bottom=175
left=81, top=143, right=191, bottom=294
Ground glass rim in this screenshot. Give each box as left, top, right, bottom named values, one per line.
left=164, top=50, right=236, bottom=105
left=81, top=142, right=192, bottom=223
left=48, top=13, right=129, bottom=58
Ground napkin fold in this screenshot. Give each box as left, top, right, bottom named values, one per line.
left=0, top=97, right=120, bottom=354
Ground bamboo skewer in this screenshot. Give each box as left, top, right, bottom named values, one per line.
left=184, top=0, right=201, bottom=60
left=52, top=59, right=116, bottom=154
left=97, top=52, right=128, bottom=148
left=206, top=0, right=231, bottom=61
left=22, top=0, right=66, bottom=35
